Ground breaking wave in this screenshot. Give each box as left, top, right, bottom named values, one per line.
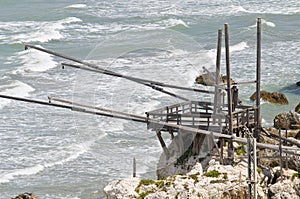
left=0, top=80, right=35, bottom=109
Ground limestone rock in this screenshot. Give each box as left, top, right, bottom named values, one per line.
left=104, top=178, right=140, bottom=199
left=295, top=131, right=300, bottom=140
left=268, top=179, right=300, bottom=199
left=195, top=73, right=234, bottom=86
left=11, top=193, right=40, bottom=199
left=250, top=90, right=289, bottom=104
left=274, top=111, right=300, bottom=130
left=295, top=103, right=300, bottom=113
left=156, top=131, right=213, bottom=179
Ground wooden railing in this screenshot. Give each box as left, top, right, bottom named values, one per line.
left=146, top=101, right=256, bottom=134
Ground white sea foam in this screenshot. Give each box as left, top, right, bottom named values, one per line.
left=0, top=17, right=82, bottom=44
left=65, top=4, right=87, bottom=9
left=0, top=136, right=104, bottom=184
left=9, top=46, right=58, bottom=74
left=161, top=18, right=189, bottom=28
left=261, top=19, right=276, bottom=27
left=250, top=19, right=276, bottom=28
left=0, top=80, right=35, bottom=109
left=230, top=42, right=249, bottom=52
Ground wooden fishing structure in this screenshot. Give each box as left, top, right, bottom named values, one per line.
left=1, top=18, right=299, bottom=198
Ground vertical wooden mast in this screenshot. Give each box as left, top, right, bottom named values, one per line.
left=255, top=18, right=262, bottom=141
left=224, top=23, right=234, bottom=162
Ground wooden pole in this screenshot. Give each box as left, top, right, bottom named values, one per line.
left=49, top=96, right=147, bottom=120
left=24, top=44, right=215, bottom=95
left=279, top=129, right=283, bottom=181
left=1, top=94, right=300, bottom=157
left=225, top=23, right=234, bottom=163
left=214, top=28, right=222, bottom=121
left=133, top=157, right=136, bottom=177
left=285, top=120, right=288, bottom=169
left=255, top=18, right=262, bottom=141
left=247, top=138, right=252, bottom=199
left=61, top=63, right=190, bottom=101
left=253, top=139, right=258, bottom=199
left=156, top=131, right=170, bottom=160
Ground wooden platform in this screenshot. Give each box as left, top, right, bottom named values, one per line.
left=146, top=100, right=257, bottom=135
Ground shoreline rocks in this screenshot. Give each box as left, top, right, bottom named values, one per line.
left=295, top=103, right=300, bottom=113
left=11, top=193, right=40, bottom=199
left=273, top=111, right=300, bottom=130
left=195, top=73, right=235, bottom=86
left=250, top=90, right=289, bottom=104
left=104, top=159, right=300, bottom=199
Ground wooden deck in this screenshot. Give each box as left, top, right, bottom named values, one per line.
left=146, top=100, right=257, bottom=135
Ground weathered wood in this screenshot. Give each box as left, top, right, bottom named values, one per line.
left=133, top=157, right=136, bottom=177
left=192, top=134, right=206, bottom=155
left=225, top=23, right=234, bottom=162
left=25, top=44, right=215, bottom=96
left=213, top=29, right=222, bottom=123
left=279, top=129, right=283, bottom=181
left=255, top=18, right=262, bottom=140
left=49, top=96, right=147, bottom=120
left=219, top=80, right=256, bottom=86
left=1, top=94, right=299, bottom=157
left=156, top=131, right=170, bottom=159
left=0, top=94, right=147, bottom=123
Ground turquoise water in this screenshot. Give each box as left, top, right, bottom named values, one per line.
left=0, top=1, right=299, bottom=198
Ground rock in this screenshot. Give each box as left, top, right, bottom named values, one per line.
left=295, top=131, right=300, bottom=140
left=104, top=160, right=262, bottom=199
left=250, top=90, right=289, bottom=104
left=195, top=73, right=234, bottom=86
left=221, top=75, right=235, bottom=85
left=295, top=103, right=300, bottom=113
left=296, top=81, right=300, bottom=87
left=273, top=111, right=300, bottom=130
left=104, top=178, right=140, bottom=199
left=268, top=179, right=300, bottom=199
left=156, top=131, right=213, bottom=179
left=11, top=193, right=40, bottom=199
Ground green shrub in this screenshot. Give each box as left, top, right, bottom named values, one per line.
left=138, top=190, right=154, bottom=199
left=291, top=173, right=300, bottom=181
left=189, top=172, right=200, bottom=184
left=210, top=179, right=227, bottom=184
left=236, top=144, right=246, bottom=155
left=223, top=173, right=228, bottom=180
left=204, top=170, right=221, bottom=178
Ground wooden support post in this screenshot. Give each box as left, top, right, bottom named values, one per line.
left=225, top=23, right=234, bottom=163
left=247, top=138, right=252, bottom=199
left=253, top=139, right=258, bottom=199
left=255, top=18, right=262, bottom=141
left=156, top=131, right=170, bottom=160
left=192, top=134, right=206, bottom=155
left=220, top=139, right=224, bottom=165
left=285, top=122, right=288, bottom=169
left=213, top=28, right=222, bottom=124
left=279, top=129, right=283, bottom=181
left=133, top=157, right=136, bottom=177
left=247, top=138, right=257, bottom=199
left=232, top=86, right=239, bottom=111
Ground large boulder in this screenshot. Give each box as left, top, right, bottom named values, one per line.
left=250, top=90, right=289, bottom=104
left=268, top=179, right=300, bottom=199
left=195, top=73, right=235, bottom=86
left=104, top=178, right=140, bottom=199
left=295, top=103, right=300, bottom=113
left=274, top=111, right=300, bottom=130
left=11, top=193, right=40, bottom=199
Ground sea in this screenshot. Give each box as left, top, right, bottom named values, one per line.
left=0, top=0, right=299, bottom=198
